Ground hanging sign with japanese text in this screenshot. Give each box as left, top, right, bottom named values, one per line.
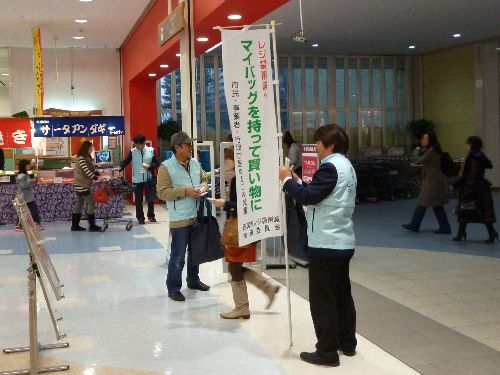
left=0, top=118, right=32, bottom=148
left=33, top=116, right=125, bottom=138
left=221, top=29, right=282, bottom=247
left=32, top=27, right=44, bottom=116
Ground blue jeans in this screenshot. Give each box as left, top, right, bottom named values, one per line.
left=166, top=226, right=200, bottom=293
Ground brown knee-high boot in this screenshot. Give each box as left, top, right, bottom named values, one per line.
left=243, top=269, right=280, bottom=309
left=220, top=280, right=250, bottom=319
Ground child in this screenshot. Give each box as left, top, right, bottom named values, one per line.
left=15, top=159, right=43, bottom=231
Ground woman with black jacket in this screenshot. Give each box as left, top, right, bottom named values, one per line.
left=212, top=175, right=280, bottom=319
left=453, top=136, right=497, bottom=243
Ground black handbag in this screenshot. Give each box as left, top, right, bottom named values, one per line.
left=285, top=194, right=308, bottom=262
left=190, top=197, right=225, bottom=265
left=456, top=201, right=482, bottom=222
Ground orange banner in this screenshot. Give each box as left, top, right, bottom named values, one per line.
left=32, top=27, right=44, bottom=116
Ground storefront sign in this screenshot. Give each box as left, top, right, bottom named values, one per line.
left=302, top=144, right=319, bottom=183
left=221, top=28, right=282, bottom=246
left=33, top=116, right=125, bottom=137
left=0, top=118, right=32, bottom=148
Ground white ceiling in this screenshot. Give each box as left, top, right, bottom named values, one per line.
left=259, top=0, right=500, bottom=55
left=0, top=0, right=498, bottom=56
left=0, top=0, right=150, bottom=49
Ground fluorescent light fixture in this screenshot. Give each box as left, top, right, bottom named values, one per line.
left=1, top=73, right=10, bottom=76
left=160, top=64, right=169, bottom=68
left=149, top=73, right=157, bottom=77
left=452, top=33, right=461, bottom=38
left=408, top=45, right=416, bottom=49
left=228, top=14, right=242, bottom=20
left=75, top=19, right=88, bottom=23
left=312, top=43, right=319, bottom=47
left=79, top=0, right=93, bottom=2
left=197, top=37, right=209, bottom=42
left=205, top=42, right=222, bottom=53
left=73, top=36, right=85, bottom=40
left=176, top=53, right=181, bottom=57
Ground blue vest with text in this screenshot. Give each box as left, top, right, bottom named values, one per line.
left=306, top=153, right=357, bottom=250
left=163, top=157, right=202, bottom=222
left=131, top=146, right=154, bottom=183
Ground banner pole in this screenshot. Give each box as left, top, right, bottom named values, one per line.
left=270, top=20, right=293, bottom=348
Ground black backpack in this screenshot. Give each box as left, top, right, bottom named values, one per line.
left=441, top=152, right=459, bottom=177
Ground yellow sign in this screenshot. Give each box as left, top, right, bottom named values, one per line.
left=32, top=27, right=44, bottom=116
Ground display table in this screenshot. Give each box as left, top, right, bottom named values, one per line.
left=0, top=178, right=124, bottom=224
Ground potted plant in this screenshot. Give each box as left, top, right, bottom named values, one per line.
left=157, top=118, right=181, bottom=158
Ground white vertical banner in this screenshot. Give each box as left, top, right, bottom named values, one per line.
left=221, top=29, right=283, bottom=247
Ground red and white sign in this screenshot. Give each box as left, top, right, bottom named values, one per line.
left=302, top=144, right=319, bottom=183
left=0, top=118, right=32, bottom=148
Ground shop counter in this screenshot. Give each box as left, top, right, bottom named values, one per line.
left=0, top=178, right=124, bottom=224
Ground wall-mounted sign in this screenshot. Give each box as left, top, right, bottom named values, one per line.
left=0, top=118, right=32, bottom=148
left=158, top=2, right=185, bottom=46
left=33, top=116, right=125, bottom=138
left=43, top=108, right=103, bottom=117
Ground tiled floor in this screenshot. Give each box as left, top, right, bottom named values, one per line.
left=1, top=204, right=417, bottom=375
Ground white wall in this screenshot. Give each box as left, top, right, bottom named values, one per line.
left=10, top=47, right=122, bottom=116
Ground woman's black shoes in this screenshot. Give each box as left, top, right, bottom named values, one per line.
left=452, top=232, right=467, bottom=242
left=485, top=232, right=499, bottom=243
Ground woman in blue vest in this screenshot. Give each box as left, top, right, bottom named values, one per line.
left=279, top=123, right=357, bottom=367
left=120, top=134, right=158, bottom=224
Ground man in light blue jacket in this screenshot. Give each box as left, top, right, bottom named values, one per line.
left=120, top=134, right=158, bottom=224
left=279, top=123, right=357, bottom=367
left=156, top=131, right=210, bottom=302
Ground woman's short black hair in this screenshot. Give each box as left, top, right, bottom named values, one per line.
left=467, top=136, right=483, bottom=152
left=313, top=123, right=349, bottom=154
left=424, top=132, right=443, bottom=154
left=283, top=131, right=295, bottom=147
left=18, top=159, right=30, bottom=174
left=133, top=134, right=146, bottom=144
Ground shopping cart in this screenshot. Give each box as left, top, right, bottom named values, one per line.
left=93, top=178, right=134, bottom=232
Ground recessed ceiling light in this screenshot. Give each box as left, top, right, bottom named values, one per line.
left=75, top=19, right=88, bottom=23
left=197, top=37, right=209, bottom=42
left=160, top=64, right=169, bottom=68
left=1, top=73, right=10, bottom=76
left=176, top=53, right=181, bottom=57
left=312, top=43, right=319, bottom=47
left=79, top=0, right=93, bottom=2
left=408, top=45, right=416, bottom=49
left=452, top=33, right=461, bottom=38
left=149, top=73, right=157, bottom=77
left=228, top=14, right=242, bottom=20
left=73, top=36, right=85, bottom=40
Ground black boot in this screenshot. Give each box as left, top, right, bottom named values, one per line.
left=402, top=206, right=426, bottom=232
left=87, top=214, right=102, bottom=232
left=452, top=222, right=467, bottom=241
left=485, top=224, right=499, bottom=243
left=71, top=213, right=86, bottom=231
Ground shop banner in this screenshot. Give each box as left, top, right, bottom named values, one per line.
left=302, top=144, right=319, bottom=183
left=33, top=116, right=125, bottom=137
left=32, top=27, right=44, bottom=116
left=221, top=29, right=282, bottom=246
left=0, top=118, right=32, bottom=148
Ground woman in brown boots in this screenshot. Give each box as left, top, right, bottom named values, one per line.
left=212, top=150, right=280, bottom=319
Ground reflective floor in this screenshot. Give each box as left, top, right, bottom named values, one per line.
left=1, top=205, right=417, bottom=375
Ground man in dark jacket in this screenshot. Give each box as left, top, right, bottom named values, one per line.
left=279, top=123, right=357, bottom=367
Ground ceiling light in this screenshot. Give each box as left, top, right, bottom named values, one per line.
left=79, top=0, right=93, bottom=2
left=1, top=73, right=10, bottom=76
left=160, top=64, right=169, bottom=68
left=176, top=53, right=181, bottom=57
left=205, top=42, right=222, bottom=53
left=452, top=33, right=461, bottom=38
left=312, top=43, right=319, bottom=47
left=197, top=37, right=209, bottom=42
left=149, top=73, right=157, bottom=77
left=73, top=36, right=85, bottom=40
left=75, top=19, right=88, bottom=23
left=408, top=45, right=416, bottom=49
left=228, top=14, right=242, bottom=20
